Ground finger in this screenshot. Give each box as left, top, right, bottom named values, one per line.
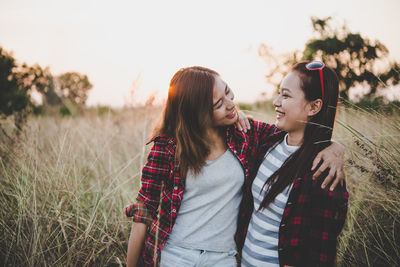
left=313, top=161, right=329, bottom=180
left=336, top=167, right=344, bottom=183
left=235, top=122, right=242, bottom=131
left=322, top=167, right=336, bottom=189
left=247, top=115, right=254, bottom=120
left=330, top=176, right=340, bottom=191
left=311, top=154, right=322, bottom=171
left=245, top=117, right=251, bottom=130
left=338, top=168, right=345, bottom=187
left=242, top=119, right=248, bottom=133
left=239, top=118, right=247, bottom=132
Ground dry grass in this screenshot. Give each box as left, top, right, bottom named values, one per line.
left=334, top=107, right=400, bottom=266
left=0, top=104, right=399, bottom=266
left=0, top=107, right=160, bottom=266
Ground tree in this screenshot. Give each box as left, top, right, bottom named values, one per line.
left=56, top=72, right=93, bottom=108
left=260, top=17, right=400, bottom=101
left=0, top=47, right=31, bottom=116
left=305, top=17, right=400, bottom=100
left=15, top=64, right=62, bottom=107
left=0, top=46, right=93, bottom=118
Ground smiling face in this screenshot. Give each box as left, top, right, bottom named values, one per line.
left=273, top=71, right=314, bottom=134
left=212, top=75, right=237, bottom=127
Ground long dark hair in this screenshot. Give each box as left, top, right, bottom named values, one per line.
left=259, top=62, right=339, bottom=210
left=154, top=66, right=219, bottom=177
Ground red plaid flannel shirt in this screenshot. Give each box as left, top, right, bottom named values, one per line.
left=125, top=120, right=280, bottom=266
left=238, top=133, right=349, bottom=267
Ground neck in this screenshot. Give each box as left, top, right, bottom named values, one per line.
left=207, top=127, right=226, bottom=148
left=287, top=130, right=304, bottom=146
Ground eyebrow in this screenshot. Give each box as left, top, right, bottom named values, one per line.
left=213, top=84, right=228, bottom=107
left=281, top=88, right=291, bottom=93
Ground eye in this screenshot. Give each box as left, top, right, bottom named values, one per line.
left=214, top=102, right=223, bottom=109
left=227, top=88, right=235, bottom=100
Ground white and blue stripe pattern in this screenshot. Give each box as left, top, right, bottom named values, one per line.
left=242, top=134, right=299, bottom=267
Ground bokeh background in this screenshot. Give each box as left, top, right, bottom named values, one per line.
left=1, top=0, right=399, bottom=266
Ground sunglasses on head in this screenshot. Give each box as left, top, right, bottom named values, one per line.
left=305, top=61, right=325, bottom=100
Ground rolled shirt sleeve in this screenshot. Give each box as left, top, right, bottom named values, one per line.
left=125, top=200, right=153, bottom=226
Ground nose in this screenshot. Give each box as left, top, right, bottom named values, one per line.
left=226, top=97, right=235, bottom=110
left=273, top=95, right=281, bottom=107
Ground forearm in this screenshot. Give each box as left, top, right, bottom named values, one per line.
left=126, top=222, right=147, bottom=267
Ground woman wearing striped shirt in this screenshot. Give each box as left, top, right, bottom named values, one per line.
left=241, top=62, right=348, bottom=266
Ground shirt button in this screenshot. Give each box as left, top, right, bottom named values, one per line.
left=172, top=209, right=176, bottom=213
left=174, top=186, right=178, bottom=190
left=281, top=224, right=286, bottom=227
left=287, top=202, right=292, bottom=205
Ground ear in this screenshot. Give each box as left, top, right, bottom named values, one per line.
left=307, top=99, right=323, bottom=117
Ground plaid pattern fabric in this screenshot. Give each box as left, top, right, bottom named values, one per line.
left=278, top=172, right=349, bottom=266
left=125, top=120, right=280, bottom=266
left=125, top=201, right=153, bottom=226
left=238, top=135, right=349, bottom=266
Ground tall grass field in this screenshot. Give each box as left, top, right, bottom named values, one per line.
left=0, top=105, right=399, bottom=266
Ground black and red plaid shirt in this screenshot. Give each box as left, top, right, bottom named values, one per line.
left=125, top=121, right=280, bottom=266
left=238, top=132, right=349, bottom=267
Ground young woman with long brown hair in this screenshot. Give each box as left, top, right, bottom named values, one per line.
left=125, top=66, right=345, bottom=267
left=240, top=62, right=348, bottom=266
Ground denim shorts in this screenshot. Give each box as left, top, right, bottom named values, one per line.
left=160, top=243, right=238, bottom=267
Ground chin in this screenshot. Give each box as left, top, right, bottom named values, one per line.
left=226, top=115, right=238, bottom=125
left=276, top=125, right=285, bottom=131
left=275, top=119, right=283, bottom=129
left=276, top=121, right=289, bottom=131
left=225, top=118, right=237, bottom=126
left=215, top=113, right=238, bottom=127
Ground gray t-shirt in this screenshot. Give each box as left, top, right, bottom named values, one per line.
left=165, top=149, right=244, bottom=252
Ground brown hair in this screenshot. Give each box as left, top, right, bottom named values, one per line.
left=154, top=66, right=219, bottom=177
left=259, top=61, right=339, bottom=210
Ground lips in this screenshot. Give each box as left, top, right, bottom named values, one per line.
left=276, top=110, right=285, bottom=119
left=226, top=109, right=236, bottom=119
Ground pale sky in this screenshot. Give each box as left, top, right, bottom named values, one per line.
left=1, top=0, right=399, bottom=107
